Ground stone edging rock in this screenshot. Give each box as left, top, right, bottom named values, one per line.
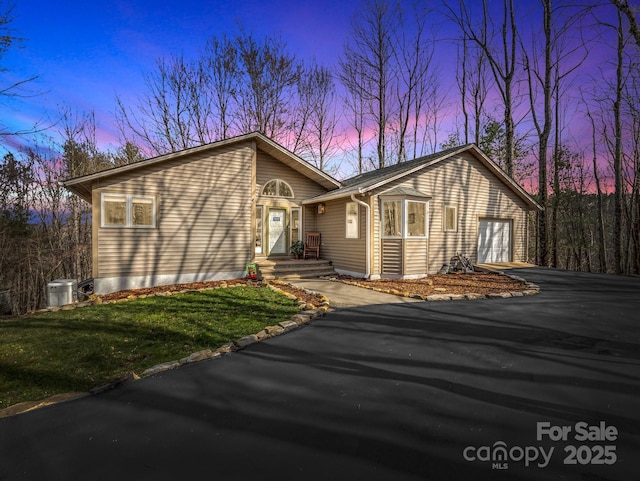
left=328, top=271, right=540, bottom=301
left=1, top=281, right=332, bottom=419
left=30, top=282, right=250, bottom=314
left=139, top=282, right=331, bottom=378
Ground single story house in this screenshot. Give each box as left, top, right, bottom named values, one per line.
left=62, top=132, right=542, bottom=294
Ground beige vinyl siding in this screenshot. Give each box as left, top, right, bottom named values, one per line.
left=405, top=238, right=428, bottom=275
left=256, top=151, right=327, bottom=202
left=381, top=151, right=530, bottom=273
left=382, top=239, right=402, bottom=275
left=379, top=235, right=427, bottom=277
left=95, top=142, right=253, bottom=278
left=315, top=197, right=367, bottom=274
left=255, top=150, right=329, bottom=256
left=303, top=204, right=317, bottom=234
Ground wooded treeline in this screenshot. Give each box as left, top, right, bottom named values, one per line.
left=1, top=0, right=639, bottom=314
left=0, top=113, right=143, bottom=313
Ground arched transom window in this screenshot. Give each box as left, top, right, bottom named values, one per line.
left=262, top=179, right=294, bottom=198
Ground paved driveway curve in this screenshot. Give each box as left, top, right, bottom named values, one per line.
left=1, top=268, right=639, bottom=481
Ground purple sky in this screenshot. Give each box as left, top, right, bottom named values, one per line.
left=2, top=0, right=360, bottom=150
left=1, top=0, right=629, bottom=191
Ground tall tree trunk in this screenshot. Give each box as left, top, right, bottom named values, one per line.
left=460, top=36, right=469, bottom=144
left=551, top=76, right=560, bottom=268
left=613, top=10, right=624, bottom=274
left=587, top=108, right=608, bottom=272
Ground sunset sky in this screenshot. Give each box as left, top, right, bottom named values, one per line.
left=3, top=0, right=373, bottom=150
left=1, top=0, right=629, bottom=188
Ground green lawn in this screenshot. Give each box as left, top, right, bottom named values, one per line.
left=0, top=286, right=299, bottom=409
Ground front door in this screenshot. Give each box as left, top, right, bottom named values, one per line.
left=268, top=208, right=287, bottom=254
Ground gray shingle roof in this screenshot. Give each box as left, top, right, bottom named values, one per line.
left=305, top=143, right=542, bottom=210
left=341, top=144, right=471, bottom=191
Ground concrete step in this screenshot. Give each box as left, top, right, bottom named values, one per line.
left=278, top=271, right=336, bottom=280
left=255, top=258, right=336, bottom=280
left=258, top=264, right=333, bottom=274
left=262, top=269, right=337, bottom=281
left=257, top=258, right=329, bottom=266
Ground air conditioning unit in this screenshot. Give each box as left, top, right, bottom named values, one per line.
left=47, top=279, right=78, bottom=308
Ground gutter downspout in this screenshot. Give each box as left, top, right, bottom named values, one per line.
left=351, top=193, right=370, bottom=278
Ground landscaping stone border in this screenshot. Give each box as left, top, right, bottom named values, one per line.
left=1, top=280, right=332, bottom=419
left=327, top=271, right=540, bottom=301
left=114, top=282, right=332, bottom=379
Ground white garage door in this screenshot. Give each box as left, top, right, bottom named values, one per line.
left=477, top=219, right=511, bottom=263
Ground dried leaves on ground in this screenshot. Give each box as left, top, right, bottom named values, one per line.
left=98, top=278, right=327, bottom=306
left=335, top=272, right=525, bottom=297
left=98, top=279, right=249, bottom=302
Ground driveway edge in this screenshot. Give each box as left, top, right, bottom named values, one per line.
left=0, top=283, right=331, bottom=419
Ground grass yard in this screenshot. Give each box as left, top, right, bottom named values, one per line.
left=0, top=286, right=299, bottom=409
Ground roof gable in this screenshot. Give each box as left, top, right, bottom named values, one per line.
left=62, top=132, right=341, bottom=201
left=341, top=145, right=466, bottom=190
left=306, top=144, right=542, bottom=210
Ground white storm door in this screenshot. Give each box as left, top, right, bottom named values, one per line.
left=478, top=219, right=511, bottom=263
left=268, top=209, right=287, bottom=254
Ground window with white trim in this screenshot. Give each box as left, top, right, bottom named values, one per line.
left=383, top=200, right=402, bottom=237
left=345, top=202, right=359, bottom=238
left=255, top=206, right=263, bottom=254
left=262, top=179, right=294, bottom=198
left=444, top=205, right=457, bottom=232
left=407, top=201, right=427, bottom=237
left=382, top=199, right=429, bottom=238
left=101, top=193, right=156, bottom=228
left=291, top=208, right=300, bottom=242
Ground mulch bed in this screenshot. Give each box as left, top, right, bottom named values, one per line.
left=334, top=271, right=526, bottom=297
left=98, top=278, right=327, bottom=306
left=97, top=272, right=526, bottom=306
left=98, top=279, right=249, bottom=302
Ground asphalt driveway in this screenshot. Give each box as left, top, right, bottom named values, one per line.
left=1, top=268, right=639, bottom=481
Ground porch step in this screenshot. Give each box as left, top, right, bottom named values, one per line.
left=256, top=258, right=337, bottom=281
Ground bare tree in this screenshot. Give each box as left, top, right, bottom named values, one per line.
left=59, top=109, right=111, bottom=279
left=115, top=54, right=200, bottom=155
left=584, top=101, right=608, bottom=272
left=522, top=0, right=588, bottom=266
left=0, top=1, right=40, bottom=138
left=456, top=36, right=492, bottom=145
left=613, top=8, right=625, bottom=274
left=445, top=0, right=519, bottom=176
left=233, top=32, right=301, bottom=140
left=340, top=0, right=400, bottom=168
left=0, top=150, right=35, bottom=313
left=202, top=34, right=239, bottom=140
left=619, top=40, right=640, bottom=274
left=611, top=0, right=640, bottom=46
left=394, top=1, right=437, bottom=162
left=340, top=58, right=369, bottom=175
left=115, top=32, right=302, bottom=154
left=457, top=36, right=469, bottom=144
left=293, top=62, right=341, bottom=172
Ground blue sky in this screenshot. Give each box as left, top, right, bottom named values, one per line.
left=1, top=0, right=628, bottom=186
left=2, top=0, right=361, bottom=150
